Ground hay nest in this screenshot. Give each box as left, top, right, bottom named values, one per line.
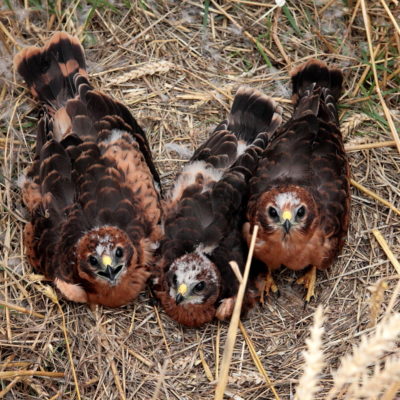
left=1, top=1, right=399, bottom=399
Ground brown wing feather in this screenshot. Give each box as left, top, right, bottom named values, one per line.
left=155, top=88, right=281, bottom=326
left=247, top=60, right=350, bottom=274
left=17, top=32, right=162, bottom=306
left=15, top=32, right=160, bottom=185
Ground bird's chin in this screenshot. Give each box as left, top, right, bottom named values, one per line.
left=96, top=276, right=120, bottom=286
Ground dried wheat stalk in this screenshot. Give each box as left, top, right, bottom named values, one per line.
left=327, top=313, right=400, bottom=400
left=294, top=306, right=325, bottom=400
left=110, top=60, right=176, bottom=85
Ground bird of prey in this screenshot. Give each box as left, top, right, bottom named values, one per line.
left=244, top=60, right=350, bottom=302
left=153, top=87, right=282, bottom=327
left=15, top=32, right=162, bottom=307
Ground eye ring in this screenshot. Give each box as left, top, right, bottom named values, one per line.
left=115, top=247, right=123, bottom=258
left=194, top=281, right=205, bottom=292
left=268, top=207, right=278, bottom=219
left=297, top=206, right=306, bottom=218
left=88, top=255, right=98, bottom=267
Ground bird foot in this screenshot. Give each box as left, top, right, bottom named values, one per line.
left=216, top=297, right=236, bottom=321
left=296, top=266, right=317, bottom=303
left=260, top=272, right=279, bottom=304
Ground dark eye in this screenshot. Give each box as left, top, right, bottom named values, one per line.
left=194, top=281, right=205, bottom=292
left=115, top=247, right=123, bottom=258
left=297, top=206, right=306, bottom=218
left=172, top=274, right=177, bottom=286
left=88, top=255, right=98, bottom=266
left=268, top=207, right=278, bottom=219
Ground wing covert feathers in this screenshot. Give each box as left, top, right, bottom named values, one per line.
left=247, top=60, right=350, bottom=277
left=156, top=88, right=282, bottom=325
left=17, top=32, right=162, bottom=306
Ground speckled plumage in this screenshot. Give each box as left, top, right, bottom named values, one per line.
left=245, top=60, right=350, bottom=299
left=16, top=32, right=161, bottom=307
left=154, top=87, right=282, bottom=327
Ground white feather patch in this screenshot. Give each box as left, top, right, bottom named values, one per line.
left=165, top=142, right=193, bottom=159
left=95, top=234, right=112, bottom=256
left=170, top=160, right=223, bottom=202
left=103, top=129, right=131, bottom=145
left=236, top=140, right=248, bottom=156
left=274, top=192, right=300, bottom=209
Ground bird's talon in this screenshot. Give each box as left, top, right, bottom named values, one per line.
left=259, top=272, right=278, bottom=304
left=296, top=266, right=317, bottom=302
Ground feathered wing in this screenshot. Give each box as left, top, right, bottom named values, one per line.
left=246, top=60, right=350, bottom=300
left=14, top=32, right=160, bottom=187
left=17, top=32, right=161, bottom=306
left=154, top=88, right=282, bottom=326
left=291, top=61, right=350, bottom=252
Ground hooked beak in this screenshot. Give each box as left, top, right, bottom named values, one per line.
left=176, top=293, right=185, bottom=305
left=175, top=283, right=188, bottom=305
left=98, top=264, right=123, bottom=281
left=281, top=210, right=292, bottom=234
left=283, top=219, right=291, bottom=234
left=97, top=255, right=124, bottom=282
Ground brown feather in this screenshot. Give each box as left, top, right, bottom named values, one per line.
left=155, top=87, right=281, bottom=326
left=246, top=60, right=350, bottom=289
left=16, top=32, right=161, bottom=307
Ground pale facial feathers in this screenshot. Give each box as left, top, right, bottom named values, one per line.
left=274, top=192, right=301, bottom=209
left=168, top=251, right=219, bottom=305
left=262, top=189, right=313, bottom=235
left=94, top=234, right=113, bottom=257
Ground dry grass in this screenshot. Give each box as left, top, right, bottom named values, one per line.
left=1, top=0, right=400, bottom=399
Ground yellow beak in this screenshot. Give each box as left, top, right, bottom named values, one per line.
left=102, top=255, right=112, bottom=267
left=177, top=283, right=188, bottom=296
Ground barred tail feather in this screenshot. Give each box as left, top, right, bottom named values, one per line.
left=291, top=60, right=343, bottom=123
left=14, top=32, right=87, bottom=111
left=228, top=86, right=282, bottom=143
left=291, top=59, right=343, bottom=103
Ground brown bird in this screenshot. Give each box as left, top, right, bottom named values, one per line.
left=15, top=32, right=162, bottom=307
left=153, top=87, right=282, bottom=327
left=244, top=60, right=350, bottom=303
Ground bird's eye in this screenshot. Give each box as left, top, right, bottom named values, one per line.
left=172, top=274, right=177, bottom=286
left=115, top=247, right=123, bottom=258
left=297, top=206, right=306, bottom=218
left=268, top=207, right=278, bottom=219
left=194, top=281, right=205, bottom=292
left=88, top=255, right=98, bottom=266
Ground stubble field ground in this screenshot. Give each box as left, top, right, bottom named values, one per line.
left=0, top=1, right=399, bottom=399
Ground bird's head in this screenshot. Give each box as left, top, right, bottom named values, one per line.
left=166, top=251, right=220, bottom=306
left=259, top=186, right=317, bottom=236
left=76, top=226, right=136, bottom=285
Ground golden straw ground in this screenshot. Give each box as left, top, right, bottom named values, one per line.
left=1, top=1, right=399, bottom=398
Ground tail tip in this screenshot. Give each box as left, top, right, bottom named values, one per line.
left=291, top=59, right=343, bottom=102
left=47, top=31, right=81, bottom=48
left=228, top=86, right=282, bottom=140
left=14, top=46, right=40, bottom=75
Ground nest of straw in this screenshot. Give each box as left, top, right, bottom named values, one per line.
left=1, top=1, right=399, bottom=399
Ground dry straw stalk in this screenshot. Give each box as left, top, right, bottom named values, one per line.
left=214, top=225, right=259, bottom=400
